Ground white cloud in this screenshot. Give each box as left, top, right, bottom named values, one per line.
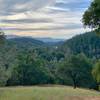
left=0, top=0, right=91, bottom=39
left=0, top=0, right=55, bottom=15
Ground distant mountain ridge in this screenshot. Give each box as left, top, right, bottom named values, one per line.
left=8, top=37, right=45, bottom=48
left=6, top=35, right=20, bottom=39
left=36, top=38, right=65, bottom=43
left=7, top=37, right=65, bottom=49
left=6, top=35, right=65, bottom=43
left=6, top=32, right=100, bottom=59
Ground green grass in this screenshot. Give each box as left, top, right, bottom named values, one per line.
left=0, top=86, right=100, bottom=100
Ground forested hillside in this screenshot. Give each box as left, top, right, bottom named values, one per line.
left=61, top=32, right=100, bottom=59
left=0, top=31, right=100, bottom=90
left=8, top=37, right=45, bottom=48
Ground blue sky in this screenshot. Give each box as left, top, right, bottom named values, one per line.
left=0, top=0, right=91, bottom=39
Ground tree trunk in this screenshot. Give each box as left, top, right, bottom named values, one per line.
left=73, top=78, right=77, bottom=89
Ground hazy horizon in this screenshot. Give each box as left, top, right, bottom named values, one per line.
left=0, top=0, right=91, bottom=39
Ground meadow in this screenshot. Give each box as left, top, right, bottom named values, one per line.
left=0, top=86, right=100, bottom=100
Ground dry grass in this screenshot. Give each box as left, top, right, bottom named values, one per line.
left=0, top=86, right=100, bottom=100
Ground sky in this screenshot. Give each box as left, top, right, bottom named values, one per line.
left=0, top=0, right=91, bottom=39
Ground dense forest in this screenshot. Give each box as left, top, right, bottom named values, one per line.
left=0, top=31, right=100, bottom=90
left=61, top=32, right=100, bottom=59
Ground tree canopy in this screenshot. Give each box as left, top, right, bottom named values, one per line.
left=92, top=60, right=100, bottom=90
left=92, top=60, right=100, bottom=84
left=82, top=0, right=100, bottom=34
left=0, top=29, right=5, bottom=44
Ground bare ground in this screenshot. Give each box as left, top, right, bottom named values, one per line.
left=64, top=97, right=100, bottom=100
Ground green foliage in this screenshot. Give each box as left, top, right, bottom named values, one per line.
left=0, top=32, right=99, bottom=91
left=61, top=32, right=100, bottom=59
left=92, top=60, right=100, bottom=90
left=92, top=60, right=100, bottom=84
left=0, top=30, right=5, bottom=45
left=8, top=37, right=45, bottom=48
left=57, top=54, right=94, bottom=88
left=7, top=50, right=50, bottom=86
left=83, top=0, right=100, bottom=34
left=0, top=44, right=17, bottom=86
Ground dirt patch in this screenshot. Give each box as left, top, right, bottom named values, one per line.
left=85, top=97, right=100, bottom=100
left=65, top=97, right=100, bottom=100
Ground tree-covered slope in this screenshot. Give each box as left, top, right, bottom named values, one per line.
left=8, top=37, right=45, bottom=48
left=61, top=32, right=100, bottom=59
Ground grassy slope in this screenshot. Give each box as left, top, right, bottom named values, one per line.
left=0, top=86, right=100, bottom=100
